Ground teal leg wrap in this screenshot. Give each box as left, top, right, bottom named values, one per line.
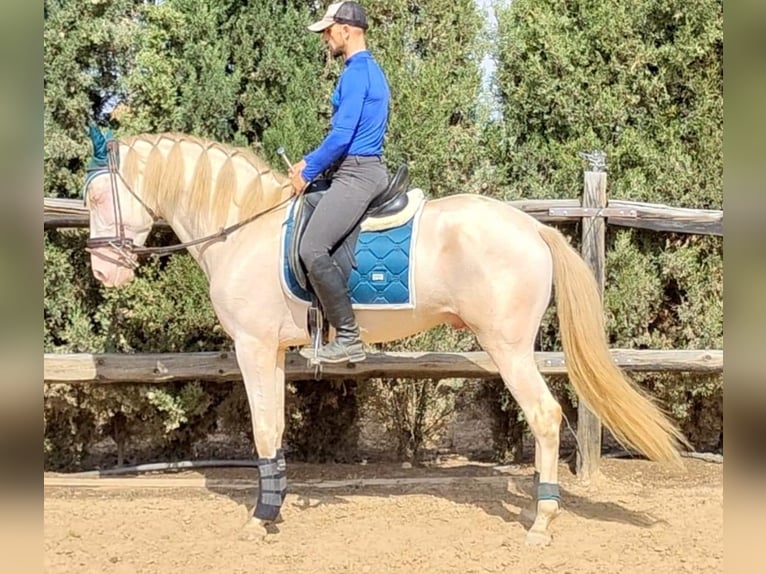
left=537, top=482, right=561, bottom=504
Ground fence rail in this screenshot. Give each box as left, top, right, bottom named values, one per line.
left=43, top=196, right=723, bottom=236
left=44, top=349, right=723, bottom=384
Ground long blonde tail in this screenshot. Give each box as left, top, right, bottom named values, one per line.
left=538, top=225, right=689, bottom=463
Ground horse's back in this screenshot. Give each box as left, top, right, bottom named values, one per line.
left=412, top=193, right=553, bottom=321
left=418, top=193, right=548, bottom=260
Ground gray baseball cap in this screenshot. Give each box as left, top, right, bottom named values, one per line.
left=308, top=2, right=369, bottom=32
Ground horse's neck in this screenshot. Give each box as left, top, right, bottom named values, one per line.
left=159, top=188, right=291, bottom=279
left=157, top=207, right=229, bottom=273
left=128, top=135, right=290, bottom=276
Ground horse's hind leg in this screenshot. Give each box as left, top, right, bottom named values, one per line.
left=480, top=340, right=563, bottom=546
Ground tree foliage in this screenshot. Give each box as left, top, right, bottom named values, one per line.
left=494, top=0, right=722, bottom=207
left=44, top=0, right=143, bottom=197
left=492, top=0, right=723, bottom=450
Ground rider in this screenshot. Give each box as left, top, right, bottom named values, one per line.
left=291, top=2, right=391, bottom=364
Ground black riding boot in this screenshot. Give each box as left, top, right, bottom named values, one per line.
left=300, top=255, right=366, bottom=364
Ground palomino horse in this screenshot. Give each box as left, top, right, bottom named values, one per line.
left=82, top=128, right=687, bottom=545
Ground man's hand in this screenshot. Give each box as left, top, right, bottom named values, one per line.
left=289, top=159, right=308, bottom=196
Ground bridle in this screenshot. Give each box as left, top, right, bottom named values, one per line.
left=84, top=140, right=158, bottom=268
left=84, top=139, right=293, bottom=269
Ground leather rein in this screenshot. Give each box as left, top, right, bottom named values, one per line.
left=84, top=140, right=293, bottom=268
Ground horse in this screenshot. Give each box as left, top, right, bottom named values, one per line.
left=81, top=127, right=687, bottom=546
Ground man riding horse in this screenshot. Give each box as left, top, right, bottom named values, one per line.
left=289, top=1, right=391, bottom=365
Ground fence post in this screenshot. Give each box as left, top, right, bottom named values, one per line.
left=577, top=151, right=607, bottom=481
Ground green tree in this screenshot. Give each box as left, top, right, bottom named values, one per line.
left=118, top=0, right=326, bottom=164
left=491, top=0, right=723, bottom=449
left=44, top=0, right=143, bottom=198
left=494, top=0, right=722, bottom=207
left=366, top=0, right=492, bottom=196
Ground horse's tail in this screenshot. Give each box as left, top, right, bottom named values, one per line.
left=537, top=225, right=689, bottom=463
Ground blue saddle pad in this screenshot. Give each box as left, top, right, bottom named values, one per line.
left=281, top=203, right=419, bottom=308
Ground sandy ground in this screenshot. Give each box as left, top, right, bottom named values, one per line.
left=44, top=457, right=722, bottom=574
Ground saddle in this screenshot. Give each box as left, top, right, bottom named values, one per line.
left=287, top=163, right=414, bottom=363
left=288, top=163, right=412, bottom=293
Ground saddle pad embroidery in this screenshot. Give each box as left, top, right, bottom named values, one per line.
left=280, top=202, right=421, bottom=309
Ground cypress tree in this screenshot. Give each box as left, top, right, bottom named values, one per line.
left=492, top=0, right=723, bottom=447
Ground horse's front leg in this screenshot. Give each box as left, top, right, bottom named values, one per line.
left=235, top=339, right=287, bottom=525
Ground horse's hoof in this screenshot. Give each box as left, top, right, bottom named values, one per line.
left=525, top=529, right=552, bottom=547
left=241, top=515, right=281, bottom=539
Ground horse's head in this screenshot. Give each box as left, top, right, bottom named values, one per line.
left=83, top=124, right=155, bottom=287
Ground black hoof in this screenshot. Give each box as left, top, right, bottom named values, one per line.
left=254, top=501, right=282, bottom=522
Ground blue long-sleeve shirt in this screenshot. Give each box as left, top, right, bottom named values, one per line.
left=303, top=50, right=390, bottom=181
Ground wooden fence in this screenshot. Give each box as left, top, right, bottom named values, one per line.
left=43, top=156, right=723, bottom=479
left=44, top=196, right=723, bottom=235
left=43, top=349, right=724, bottom=384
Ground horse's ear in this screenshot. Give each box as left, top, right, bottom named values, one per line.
left=87, top=123, right=110, bottom=169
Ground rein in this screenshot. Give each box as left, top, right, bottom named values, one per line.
left=131, top=196, right=292, bottom=258
left=85, top=139, right=293, bottom=263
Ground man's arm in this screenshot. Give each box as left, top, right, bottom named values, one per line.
left=302, top=75, right=366, bottom=181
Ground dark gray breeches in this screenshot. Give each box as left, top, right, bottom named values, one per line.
left=298, top=155, right=388, bottom=274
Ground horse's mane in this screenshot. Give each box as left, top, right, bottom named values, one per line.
left=118, top=133, right=290, bottom=233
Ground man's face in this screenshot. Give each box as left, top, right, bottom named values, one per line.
left=322, top=23, right=347, bottom=58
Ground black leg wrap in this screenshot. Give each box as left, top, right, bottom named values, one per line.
left=254, top=454, right=287, bottom=522
left=276, top=448, right=288, bottom=501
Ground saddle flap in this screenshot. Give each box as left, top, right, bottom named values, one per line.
left=287, top=189, right=324, bottom=291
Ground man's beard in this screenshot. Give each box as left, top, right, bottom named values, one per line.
left=330, top=45, right=344, bottom=58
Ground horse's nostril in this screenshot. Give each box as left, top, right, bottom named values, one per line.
left=93, top=269, right=107, bottom=283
